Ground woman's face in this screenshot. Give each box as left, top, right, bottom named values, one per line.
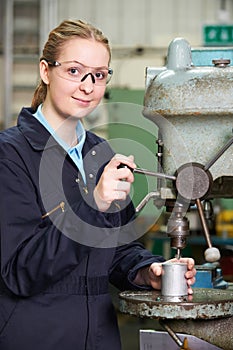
left=40, top=38, right=110, bottom=121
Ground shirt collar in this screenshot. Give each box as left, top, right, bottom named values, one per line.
left=33, top=104, right=86, bottom=156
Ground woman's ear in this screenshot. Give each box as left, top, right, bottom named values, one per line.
left=40, top=60, right=50, bottom=85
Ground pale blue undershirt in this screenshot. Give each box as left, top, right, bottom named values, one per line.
left=33, top=104, right=86, bottom=183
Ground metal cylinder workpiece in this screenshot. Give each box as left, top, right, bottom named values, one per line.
left=161, top=262, right=188, bottom=297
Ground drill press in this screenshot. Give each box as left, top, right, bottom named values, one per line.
left=119, top=37, right=233, bottom=349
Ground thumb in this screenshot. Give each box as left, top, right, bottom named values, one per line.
left=128, top=155, right=134, bottom=162
left=149, top=262, right=163, bottom=277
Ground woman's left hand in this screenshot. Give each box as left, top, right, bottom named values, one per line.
left=134, top=257, right=196, bottom=294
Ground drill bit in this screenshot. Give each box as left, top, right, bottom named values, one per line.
left=176, top=248, right=181, bottom=260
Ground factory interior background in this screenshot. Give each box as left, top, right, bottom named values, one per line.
left=1, top=0, right=233, bottom=349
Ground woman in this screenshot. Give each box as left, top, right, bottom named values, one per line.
left=0, top=20, right=195, bottom=350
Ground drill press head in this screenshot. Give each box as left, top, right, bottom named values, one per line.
left=142, top=37, right=233, bottom=261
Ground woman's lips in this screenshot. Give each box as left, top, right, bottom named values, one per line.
left=72, top=96, right=91, bottom=107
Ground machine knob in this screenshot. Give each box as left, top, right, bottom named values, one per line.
left=204, top=247, right=221, bottom=263
left=175, top=163, right=213, bottom=201
left=175, top=163, right=220, bottom=262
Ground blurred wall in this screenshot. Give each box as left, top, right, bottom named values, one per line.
left=56, top=0, right=233, bottom=47
left=1, top=0, right=233, bottom=125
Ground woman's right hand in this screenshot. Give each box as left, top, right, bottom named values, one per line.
left=93, top=154, right=136, bottom=212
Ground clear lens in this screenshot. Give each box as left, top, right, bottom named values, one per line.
left=51, top=61, right=113, bottom=85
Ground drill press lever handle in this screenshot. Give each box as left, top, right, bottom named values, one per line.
left=118, top=164, right=176, bottom=181
left=204, top=134, right=233, bottom=171
left=195, top=198, right=221, bottom=262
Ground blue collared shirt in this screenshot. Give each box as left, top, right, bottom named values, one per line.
left=33, top=104, right=86, bottom=183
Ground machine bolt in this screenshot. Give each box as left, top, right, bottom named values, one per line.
left=212, top=59, right=230, bottom=67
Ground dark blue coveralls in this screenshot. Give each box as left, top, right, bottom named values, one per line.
left=0, top=108, right=164, bottom=350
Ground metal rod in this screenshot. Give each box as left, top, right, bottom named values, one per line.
left=204, top=135, right=233, bottom=171
left=159, top=320, right=183, bottom=347
left=134, top=168, right=176, bottom=181
left=135, top=191, right=160, bottom=213
left=195, top=198, right=212, bottom=248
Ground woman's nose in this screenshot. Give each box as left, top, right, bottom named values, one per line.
left=79, top=73, right=95, bottom=92
left=81, top=73, right=95, bottom=84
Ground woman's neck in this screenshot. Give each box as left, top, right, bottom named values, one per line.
left=41, top=104, right=79, bottom=147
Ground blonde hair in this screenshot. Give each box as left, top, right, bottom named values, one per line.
left=31, top=19, right=111, bottom=110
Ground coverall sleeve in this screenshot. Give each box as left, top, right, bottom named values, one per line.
left=0, top=157, right=115, bottom=297
left=109, top=241, right=165, bottom=291
left=107, top=191, right=166, bottom=291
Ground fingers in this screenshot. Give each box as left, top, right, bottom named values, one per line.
left=102, top=154, right=136, bottom=196
left=182, top=259, right=196, bottom=294
left=94, top=154, right=136, bottom=211
left=169, top=257, right=195, bottom=272
left=185, top=267, right=196, bottom=279
left=185, top=268, right=196, bottom=292
left=187, top=286, right=194, bottom=295
left=148, top=263, right=162, bottom=290
left=115, top=180, right=131, bottom=198
left=107, top=154, right=136, bottom=182
left=111, top=154, right=136, bottom=169
left=185, top=258, right=195, bottom=270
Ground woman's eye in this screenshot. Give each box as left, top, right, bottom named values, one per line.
left=68, top=67, right=79, bottom=75
left=95, top=71, right=106, bottom=80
